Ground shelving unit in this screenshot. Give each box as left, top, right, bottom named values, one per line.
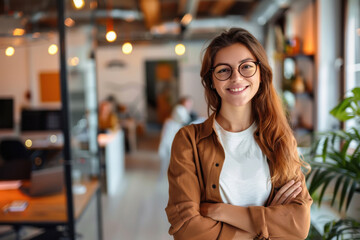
left=269, top=0, right=317, bottom=147
left=282, top=53, right=316, bottom=146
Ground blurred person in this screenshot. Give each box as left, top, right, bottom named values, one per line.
left=98, top=99, right=119, bottom=133
left=165, top=28, right=312, bottom=239
left=158, top=96, right=194, bottom=178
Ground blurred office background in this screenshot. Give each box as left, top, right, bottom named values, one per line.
left=0, top=0, right=359, bottom=239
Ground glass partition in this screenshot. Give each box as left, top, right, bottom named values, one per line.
left=64, top=1, right=101, bottom=239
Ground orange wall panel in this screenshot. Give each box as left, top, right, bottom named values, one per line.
left=39, top=72, right=61, bottom=103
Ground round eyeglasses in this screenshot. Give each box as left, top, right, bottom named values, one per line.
left=211, top=61, right=260, bottom=81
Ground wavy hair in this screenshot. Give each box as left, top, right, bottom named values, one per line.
left=200, top=28, right=310, bottom=187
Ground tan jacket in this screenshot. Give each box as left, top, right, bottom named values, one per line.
left=165, top=113, right=312, bottom=240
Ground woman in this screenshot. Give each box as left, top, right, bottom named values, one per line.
left=165, top=28, right=312, bottom=240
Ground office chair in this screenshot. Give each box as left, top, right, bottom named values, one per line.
left=0, top=138, right=32, bottom=180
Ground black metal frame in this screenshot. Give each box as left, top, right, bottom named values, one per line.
left=0, top=1, right=103, bottom=239
left=56, top=0, right=103, bottom=239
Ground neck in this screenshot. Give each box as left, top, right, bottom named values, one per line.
left=216, top=104, right=252, bottom=132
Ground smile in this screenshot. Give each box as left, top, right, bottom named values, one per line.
left=228, top=86, right=248, bottom=92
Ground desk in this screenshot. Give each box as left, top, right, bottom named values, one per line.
left=0, top=180, right=101, bottom=238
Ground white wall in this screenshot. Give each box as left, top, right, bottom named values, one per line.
left=96, top=41, right=209, bottom=121
left=0, top=27, right=96, bottom=125
left=0, top=36, right=60, bottom=125
left=0, top=46, right=29, bottom=123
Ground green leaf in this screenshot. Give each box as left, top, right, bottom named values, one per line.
left=318, top=175, right=334, bottom=206
left=330, top=87, right=360, bottom=121
left=322, top=137, right=329, bottom=162
left=352, top=127, right=360, bottom=140
left=339, top=177, right=350, bottom=211
left=340, top=140, right=351, bottom=159
left=351, top=87, right=360, bottom=98
left=332, top=175, right=345, bottom=207
left=309, top=170, right=332, bottom=195
left=308, top=168, right=320, bottom=195
left=330, top=98, right=354, bottom=121
left=345, top=180, right=357, bottom=212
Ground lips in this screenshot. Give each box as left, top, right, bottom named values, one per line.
left=228, top=86, right=248, bottom=93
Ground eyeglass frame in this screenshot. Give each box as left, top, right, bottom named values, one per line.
left=210, top=61, right=261, bottom=81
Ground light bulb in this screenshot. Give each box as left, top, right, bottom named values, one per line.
left=48, top=44, right=58, bottom=55
left=106, top=31, right=117, bottom=42
left=122, top=42, right=133, bottom=54
left=73, top=0, right=85, bottom=9
left=25, top=139, right=32, bottom=148
left=65, top=18, right=75, bottom=27
left=5, top=47, right=15, bottom=56
left=175, top=44, right=185, bottom=56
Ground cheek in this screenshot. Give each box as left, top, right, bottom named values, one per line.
left=212, top=79, right=223, bottom=91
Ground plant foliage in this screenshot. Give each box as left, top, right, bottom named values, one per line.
left=306, top=87, right=360, bottom=239
left=322, top=218, right=360, bottom=240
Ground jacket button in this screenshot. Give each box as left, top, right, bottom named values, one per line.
left=215, top=163, right=219, bottom=167
left=212, top=184, right=216, bottom=189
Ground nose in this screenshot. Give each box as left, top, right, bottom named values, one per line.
left=230, top=69, right=244, bottom=82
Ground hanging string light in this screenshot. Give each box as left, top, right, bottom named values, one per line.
left=175, top=43, right=186, bottom=56
left=73, top=0, right=85, bottom=9
left=106, top=0, right=117, bottom=42
left=5, top=46, right=15, bottom=56
left=106, top=30, right=117, bottom=42
left=122, top=42, right=133, bottom=54
left=48, top=44, right=58, bottom=55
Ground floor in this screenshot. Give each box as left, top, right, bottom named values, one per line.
left=101, top=131, right=171, bottom=240
left=81, top=130, right=172, bottom=240
left=0, top=130, right=172, bottom=240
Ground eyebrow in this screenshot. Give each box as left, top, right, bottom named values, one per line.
left=214, top=58, right=257, bottom=67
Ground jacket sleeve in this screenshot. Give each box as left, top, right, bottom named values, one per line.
left=165, top=127, right=252, bottom=240
left=206, top=172, right=313, bottom=240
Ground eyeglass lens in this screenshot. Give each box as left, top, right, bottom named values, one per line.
left=213, top=61, right=257, bottom=81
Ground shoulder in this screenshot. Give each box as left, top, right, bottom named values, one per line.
left=174, top=119, right=211, bottom=143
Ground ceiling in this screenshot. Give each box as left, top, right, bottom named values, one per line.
left=0, top=0, right=292, bottom=45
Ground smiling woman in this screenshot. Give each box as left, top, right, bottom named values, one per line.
left=165, top=28, right=313, bottom=240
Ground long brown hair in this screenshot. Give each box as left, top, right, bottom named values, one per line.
left=200, top=28, right=310, bottom=186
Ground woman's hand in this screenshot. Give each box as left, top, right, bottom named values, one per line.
left=269, top=180, right=302, bottom=206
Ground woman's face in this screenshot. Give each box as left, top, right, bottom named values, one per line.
left=212, top=43, right=260, bottom=109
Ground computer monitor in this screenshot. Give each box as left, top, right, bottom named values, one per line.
left=21, top=109, right=62, bottom=132
left=0, top=98, right=14, bottom=130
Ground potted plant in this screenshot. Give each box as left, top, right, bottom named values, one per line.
left=306, top=87, right=360, bottom=239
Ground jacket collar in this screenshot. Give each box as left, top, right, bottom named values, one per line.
left=198, top=112, right=217, bottom=140
left=198, top=112, right=261, bottom=140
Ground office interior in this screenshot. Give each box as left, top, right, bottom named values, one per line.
left=0, top=0, right=359, bottom=239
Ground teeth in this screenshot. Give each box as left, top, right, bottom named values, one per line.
left=229, top=87, right=246, bottom=92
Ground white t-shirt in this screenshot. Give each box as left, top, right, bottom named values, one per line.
left=214, top=120, right=271, bottom=207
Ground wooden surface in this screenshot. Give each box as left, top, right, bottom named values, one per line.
left=0, top=179, right=99, bottom=224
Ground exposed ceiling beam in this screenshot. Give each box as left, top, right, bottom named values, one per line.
left=28, top=9, right=143, bottom=23
left=210, top=0, right=236, bottom=16
left=139, top=0, right=161, bottom=29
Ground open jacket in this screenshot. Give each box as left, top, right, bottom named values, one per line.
left=165, top=113, right=312, bottom=240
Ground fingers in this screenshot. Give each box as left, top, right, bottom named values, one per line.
left=270, top=180, right=302, bottom=206
left=270, top=180, right=295, bottom=204
left=283, top=186, right=302, bottom=204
